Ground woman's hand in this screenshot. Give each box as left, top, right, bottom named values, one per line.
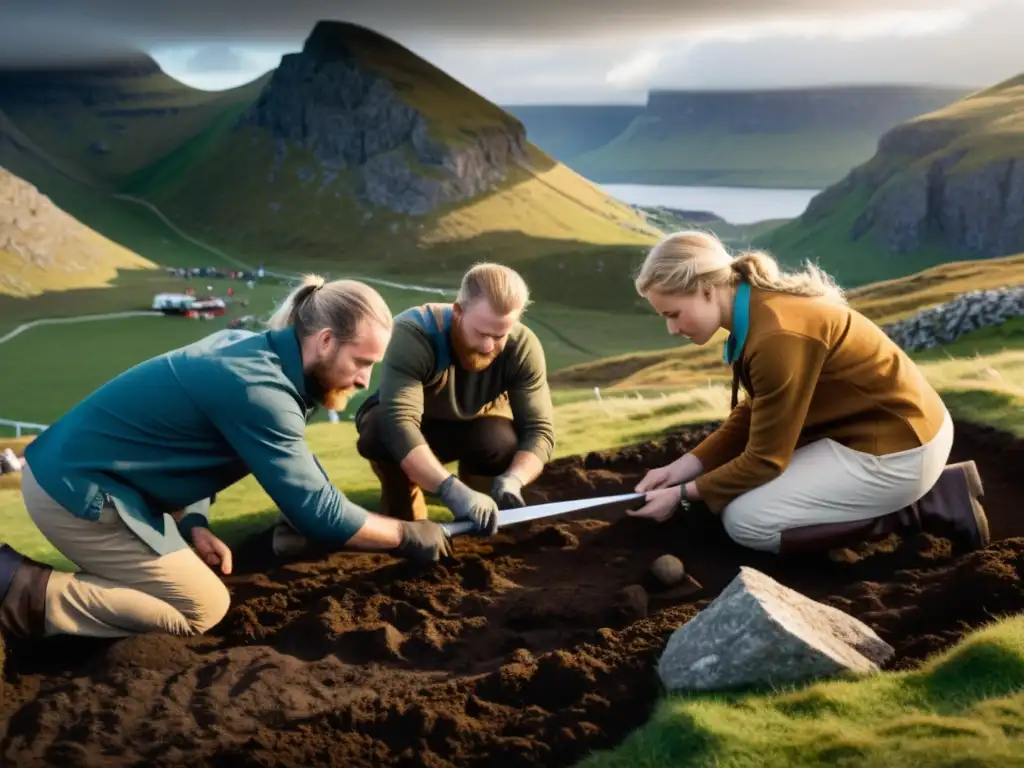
left=628, top=486, right=686, bottom=523
left=636, top=464, right=678, bottom=492
left=192, top=528, right=233, bottom=575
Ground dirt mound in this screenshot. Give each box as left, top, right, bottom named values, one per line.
left=2, top=420, right=1023, bottom=766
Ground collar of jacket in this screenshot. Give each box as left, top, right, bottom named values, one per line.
left=268, top=327, right=323, bottom=409
left=723, top=281, right=751, bottom=365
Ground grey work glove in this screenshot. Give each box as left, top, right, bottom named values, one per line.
left=438, top=475, right=499, bottom=536
left=491, top=472, right=526, bottom=510
left=396, top=520, right=454, bottom=564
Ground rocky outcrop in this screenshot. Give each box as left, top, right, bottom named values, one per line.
left=0, top=166, right=91, bottom=263
left=238, top=22, right=528, bottom=215
left=657, top=567, right=893, bottom=692
left=800, top=76, right=1024, bottom=260
left=850, top=150, right=1024, bottom=255
left=882, top=287, right=1024, bottom=352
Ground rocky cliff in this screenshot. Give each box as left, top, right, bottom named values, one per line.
left=237, top=21, right=529, bottom=215
left=792, top=74, right=1024, bottom=261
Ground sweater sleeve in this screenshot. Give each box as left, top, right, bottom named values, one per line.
left=688, top=399, right=751, bottom=473
left=695, top=332, right=829, bottom=513
left=375, top=321, right=436, bottom=462
left=208, top=382, right=371, bottom=543
left=506, top=328, right=556, bottom=464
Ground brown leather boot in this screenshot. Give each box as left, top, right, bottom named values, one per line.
left=0, top=544, right=51, bottom=640
left=777, top=461, right=990, bottom=555
left=371, top=461, right=427, bottom=521
left=910, top=461, right=990, bottom=549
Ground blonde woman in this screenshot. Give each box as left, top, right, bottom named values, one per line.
left=629, top=230, right=989, bottom=555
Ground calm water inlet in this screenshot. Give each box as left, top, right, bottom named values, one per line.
left=600, top=183, right=821, bottom=225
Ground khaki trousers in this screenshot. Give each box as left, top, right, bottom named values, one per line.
left=721, top=409, right=955, bottom=553
left=20, top=463, right=230, bottom=638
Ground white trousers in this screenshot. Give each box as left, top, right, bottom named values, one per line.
left=721, top=409, right=954, bottom=553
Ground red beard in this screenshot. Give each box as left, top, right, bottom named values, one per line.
left=320, top=387, right=355, bottom=412
left=452, top=316, right=502, bottom=372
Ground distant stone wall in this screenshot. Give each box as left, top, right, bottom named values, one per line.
left=880, top=286, right=1024, bottom=352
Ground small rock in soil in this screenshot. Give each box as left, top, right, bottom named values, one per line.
left=650, top=554, right=685, bottom=587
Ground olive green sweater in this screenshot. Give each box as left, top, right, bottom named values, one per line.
left=375, top=303, right=556, bottom=464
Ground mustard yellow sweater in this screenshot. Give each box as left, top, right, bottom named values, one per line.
left=691, top=286, right=948, bottom=513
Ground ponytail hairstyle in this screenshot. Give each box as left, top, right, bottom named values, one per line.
left=266, top=273, right=393, bottom=343
left=634, top=229, right=846, bottom=304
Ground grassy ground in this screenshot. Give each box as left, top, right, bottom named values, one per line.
left=0, top=270, right=680, bottom=424
left=551, top=251, right=1024, bottom=389
left=0, top=383, right=730, bottom=568
left=580, top=615, right=1024, bottom=768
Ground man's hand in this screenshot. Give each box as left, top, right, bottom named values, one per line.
left=192, top=527, right=233, bottom=575
left=396, top=520, right=454, bottom=563
left=627, top=486, right=689, bottom=523
left=491, top=472, right=526, bottom=510
left=438, top=475, right=499, bottom=536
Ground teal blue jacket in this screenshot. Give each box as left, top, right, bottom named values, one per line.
left=24, top=327, right=371, bottom=555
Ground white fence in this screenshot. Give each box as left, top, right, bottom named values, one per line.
left=0, top=418, right=49, bottom=437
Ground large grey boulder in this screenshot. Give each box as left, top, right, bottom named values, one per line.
left=657, top=567, right=893, bottom=692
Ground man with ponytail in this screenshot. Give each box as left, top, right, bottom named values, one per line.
left=1, top=275, right=455, bottom=651
left=628, top=230, right=989, bottom=556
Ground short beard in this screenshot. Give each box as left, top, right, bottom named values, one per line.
left=452, top=318, right=501, bottom=372
left=320, top=387, right=355, bottom=412
left=312, top=354, right=356, bottom=412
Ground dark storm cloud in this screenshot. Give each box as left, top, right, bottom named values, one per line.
left=0, top=0, right=973, bottom=64
left=0, top=0, right=1019, bottom=100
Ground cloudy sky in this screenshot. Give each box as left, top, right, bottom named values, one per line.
left=1, top=0, right=1022, bottom=103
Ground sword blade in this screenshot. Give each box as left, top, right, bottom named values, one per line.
left=442, top=491, right=645, bottom=537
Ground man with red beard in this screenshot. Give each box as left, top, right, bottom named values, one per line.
left=0, top=276, right=456, bottom=650
left=270, top=263, right=556, bottom=556
left=352, top=262, right=556, bottom=535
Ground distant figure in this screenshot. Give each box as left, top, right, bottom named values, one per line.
left=628, top=230, right=988, bottom=555
left=0, top=447, right=23, bottom=474
left=0, top=275, right=454, bottom=650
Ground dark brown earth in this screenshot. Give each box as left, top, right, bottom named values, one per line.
left=2, top=420, right=1023, bottom=767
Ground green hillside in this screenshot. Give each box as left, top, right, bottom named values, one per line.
left=570, top=86, right=971, bottom=189
left=103, top=22, right=663, bottom=311
left=0, top=126, right=156, bottom=299
left=761, top=74, right=1024, bottom=286
left=0, top=55, right=269, bottom=185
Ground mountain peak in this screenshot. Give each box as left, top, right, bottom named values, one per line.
left=302, top=20, right=404, bottom=60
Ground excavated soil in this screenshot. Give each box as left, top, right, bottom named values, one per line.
left=2, top=420, right=1024, bottom=766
